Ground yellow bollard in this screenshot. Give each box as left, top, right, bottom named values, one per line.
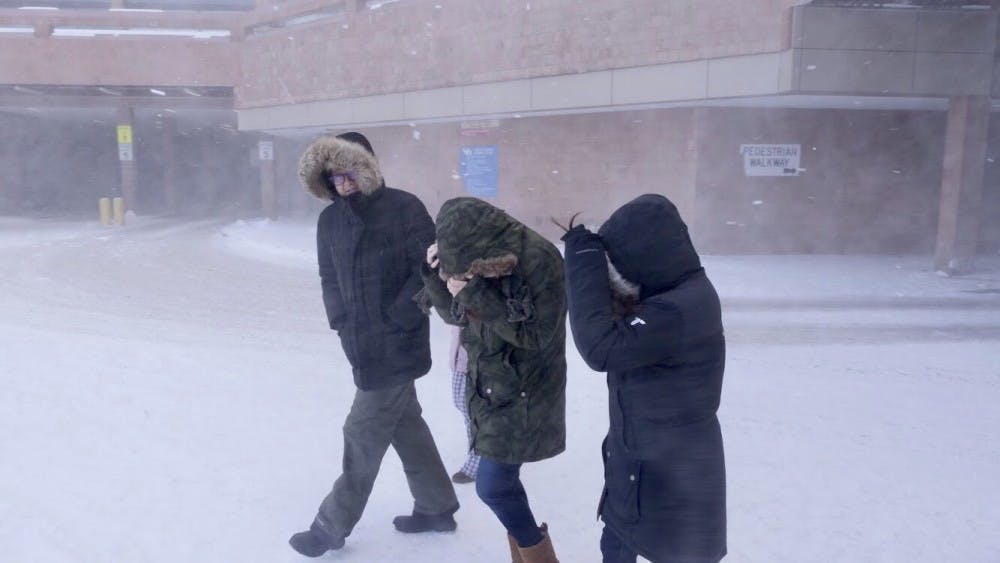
left=112, top=197, right=125, bottom=226
left=99, top=197, right=112, bottom=226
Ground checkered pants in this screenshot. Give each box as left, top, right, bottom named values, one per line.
left=451, top=369, right=481, bottom=478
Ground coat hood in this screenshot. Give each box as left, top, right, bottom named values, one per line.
left=598, top=194, right=702, bottom=298
left=298, top=134, right=384, bottom=200
left=435, top=197, right=523, bottom=279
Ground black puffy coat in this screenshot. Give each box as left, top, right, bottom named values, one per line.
left=300, top=135, right=435, bottom=390
left=563, top=194, right=726, bottom=563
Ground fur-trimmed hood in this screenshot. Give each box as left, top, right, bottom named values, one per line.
left=434, top=197, right=523, bottom=279
left=298, top=135, right=384, bottom=200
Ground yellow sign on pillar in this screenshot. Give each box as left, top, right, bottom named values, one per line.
left=117, top=125, right=133, bottom=144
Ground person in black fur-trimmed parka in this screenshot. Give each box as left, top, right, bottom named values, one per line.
left=288, top=132, right=459, bottom=558
left=560, top=194, right=727, bottom=563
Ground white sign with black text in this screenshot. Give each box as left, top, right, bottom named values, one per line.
left=258, top=140, right=274, bottom=161
left=118, top=143, right=134, bottom=162
left=740, top=144, right=801, bottom=176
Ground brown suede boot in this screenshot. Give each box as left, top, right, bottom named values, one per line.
left=507, top=533, right=525, bottom=563
left=518, top=523, right=558, bottom=563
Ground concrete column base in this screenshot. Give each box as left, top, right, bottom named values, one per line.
left=934, top=96, right=990, bottom=274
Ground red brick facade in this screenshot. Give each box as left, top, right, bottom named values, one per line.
left=238, top=0, right=797, bottom=108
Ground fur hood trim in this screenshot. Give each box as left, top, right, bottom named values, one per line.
left=469, top=253, right=519, bottom=278
left=608, top=257, right=640, bottom=300
left=298, top=136, right=384, bottom=200
left=440, top=253, right=519, bottom=281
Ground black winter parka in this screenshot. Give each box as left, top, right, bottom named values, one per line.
left=562, top=194, right=727, bottom=563
left=300, top=136, right=435, bottom=390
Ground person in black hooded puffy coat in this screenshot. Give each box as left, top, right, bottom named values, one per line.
left=561, top=194, right=727, bottom=563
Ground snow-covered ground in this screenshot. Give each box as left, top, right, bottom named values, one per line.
left=1, top=216, right=998, bottom=563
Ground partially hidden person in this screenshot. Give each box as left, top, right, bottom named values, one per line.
left=448, top=324, right=481, bottom=484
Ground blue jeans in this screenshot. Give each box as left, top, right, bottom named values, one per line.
left=475, top=457, right=544, bottom=547
left=601, top=525, right=638, bottom=563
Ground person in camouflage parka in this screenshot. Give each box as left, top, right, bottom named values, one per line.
left=420, top=197, right=566, bottom=562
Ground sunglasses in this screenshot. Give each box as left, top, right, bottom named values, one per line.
left=328, top=171, right=357, bottom=185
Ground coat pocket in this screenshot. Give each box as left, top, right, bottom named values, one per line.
left=381, top=322, right=422, bottom=363
left=605, top=452, right=642, bottom=524
left=475, top=349, right=521, bottom=407
left=338, top=326, right=359, bottom=367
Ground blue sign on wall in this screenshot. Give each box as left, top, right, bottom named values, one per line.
left=460, top=145, right=498, bottom=198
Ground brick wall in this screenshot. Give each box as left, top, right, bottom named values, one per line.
left=239, top=0, right=799, bottom=108
left=273, top=108, right=697, bottom=240
left=275, top=103, right=951, bottom=254
left=694, top=107, right=947, bottom=254
left=0, top=9, right=241, bottom=87
left=0, top=36, right=239, bottom=86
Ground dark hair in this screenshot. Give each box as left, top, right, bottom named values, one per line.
left=335, top=131, right=375, bottom=156
left=550, top=212, right=582, bottom=233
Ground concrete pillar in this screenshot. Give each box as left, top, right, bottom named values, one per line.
left=0, top=133, right=9, bottom=214
left=688, top=107, right=711, bottom=246
left=684, top=107, right=705, bottom=225
left=934, top=96, right=990, bottom=274
left=162, top=113, right=179, bottom=214
left=116, top=105, right=138, bottom=215
left=16, top=117, right=39, bottom=213
left=0, top=118, right=12, bottom=213
left=258, top=135, right=277, bottom=219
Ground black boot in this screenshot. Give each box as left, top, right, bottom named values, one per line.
left=392, top=508, right=458, bottom=533
left=289, top=520, right=345, bottom=557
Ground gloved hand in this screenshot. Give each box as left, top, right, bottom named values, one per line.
left=560, top=224, right=603, bottom=248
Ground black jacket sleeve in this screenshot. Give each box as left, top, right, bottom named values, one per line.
left=317, top=212, right=347, bottom=331
left=562, top=226, right=681, bottom=372
left=386, top=198, right=437, bottom=330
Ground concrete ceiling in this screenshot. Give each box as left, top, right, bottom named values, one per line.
left=0, top=105, right=238, bottom=135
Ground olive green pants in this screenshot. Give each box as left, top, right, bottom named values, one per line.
left=316, top=380, right=458, bottom=538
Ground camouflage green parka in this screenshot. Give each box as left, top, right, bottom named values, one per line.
left=420, top=198, right=567, bottom=464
